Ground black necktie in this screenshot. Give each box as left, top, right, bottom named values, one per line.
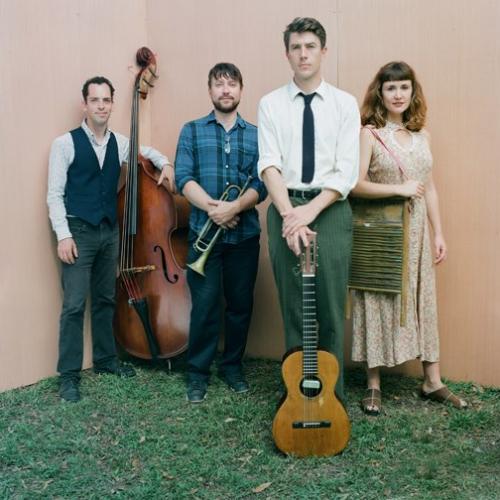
left=300, top=92, right=316, bottom=184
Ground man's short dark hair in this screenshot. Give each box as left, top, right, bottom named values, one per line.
left=208, top=63, right=243, bottom=88
left=82, top=76, right=115, bottom=102
left=283, top=17, right=327, bottom=51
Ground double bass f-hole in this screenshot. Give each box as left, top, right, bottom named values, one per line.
left=154, top=244, right=179, bottom=284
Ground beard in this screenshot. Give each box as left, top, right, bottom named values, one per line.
left=212, top=97, right=240, bottom=114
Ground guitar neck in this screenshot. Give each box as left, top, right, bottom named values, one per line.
left=302, top=271, right=318, bottom=377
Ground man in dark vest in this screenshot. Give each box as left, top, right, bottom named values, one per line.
left=47, top=76, right=174, bottom=402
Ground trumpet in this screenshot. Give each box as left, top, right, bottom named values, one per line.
left=188, top=176, right=252, bottom=277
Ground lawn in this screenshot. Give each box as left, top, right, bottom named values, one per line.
left=0, top=357, right=498, bottom=499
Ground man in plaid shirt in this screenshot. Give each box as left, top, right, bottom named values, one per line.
left=175, top=63, right=267, bottom=403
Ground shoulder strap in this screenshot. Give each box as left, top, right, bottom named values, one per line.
left=364, top=127, right=409, bottom=180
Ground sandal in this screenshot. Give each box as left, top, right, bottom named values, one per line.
left=420, top=385, right=468, bottom=409
left=361, top=388, right=381, bottom=415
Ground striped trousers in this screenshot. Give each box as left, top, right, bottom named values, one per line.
left=267, top=197, right=352, bottom=400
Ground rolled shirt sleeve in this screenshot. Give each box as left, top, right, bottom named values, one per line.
left=247, top=148, right=267, bottom=203
left=257, top=97, right=283, bottom=178
left=174, top=124, right=196, bottom=194
left=323, top=95, right=360, bottom=198
left=115, top=132, right=169, bottom=170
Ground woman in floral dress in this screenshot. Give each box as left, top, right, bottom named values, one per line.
left=351, top=61, right=467, bottom=414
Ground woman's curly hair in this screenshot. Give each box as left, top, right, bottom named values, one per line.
left=361, top=61, right=426, bottom=131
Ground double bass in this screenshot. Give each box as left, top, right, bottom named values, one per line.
left=114, top=47, right=190, bottom=360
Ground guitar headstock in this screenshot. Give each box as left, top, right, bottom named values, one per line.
left=300, top=233, right=317, bottom=277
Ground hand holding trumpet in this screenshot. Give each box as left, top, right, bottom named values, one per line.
left=188, top=177, right=253, bottom=276
left=207, top=199, right=241, bottom=229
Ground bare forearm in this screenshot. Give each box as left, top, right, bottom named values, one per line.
left=261, top=167, right=293, bottom=214
left=306, top=189, right=340, bottom=216
left=281, top=189, right=339, bottom=237
left=351, top=180, right=405, bottom=199
left=235, top=188, right=259, bottom=213
left=182, top=181, right=214, bottom=211
left=425, top=187, right=444, bottom=237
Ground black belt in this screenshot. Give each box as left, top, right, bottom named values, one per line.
left=287, top=189, right=321, bottom=200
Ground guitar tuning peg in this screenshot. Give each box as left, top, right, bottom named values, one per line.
left=292, top=263, right=301, bottom=276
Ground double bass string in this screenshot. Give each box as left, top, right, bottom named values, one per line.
left=119, top=87, right=132, bottom=297
left=128, top=82, right=139, bottom=297
left=122, top=49, right=161, bottom=302
left=128, top=82, right=142, bottom=300
left=120, top=85, right=133, bottom=298
left=120, top=80, right=141, bottom=300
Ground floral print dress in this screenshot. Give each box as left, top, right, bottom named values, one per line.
left=351, top=122, right=440, bottom=368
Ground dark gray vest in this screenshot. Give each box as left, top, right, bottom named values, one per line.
left=65, top=127, right=121, bottom=225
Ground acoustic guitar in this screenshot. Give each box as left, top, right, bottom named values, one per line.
left=272, top=234, right=351, bottom=457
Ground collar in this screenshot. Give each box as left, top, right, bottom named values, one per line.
left=81, top=120, right=111, bottom=146
left=287, top=79, right=327, bottom=101
left=203, top=110, right=246, bottom=129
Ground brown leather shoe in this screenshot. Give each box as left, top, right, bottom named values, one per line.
left=420, top=385, right=468, bottom=409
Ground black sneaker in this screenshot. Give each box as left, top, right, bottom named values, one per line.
left=59, top=378, right=80, bottom=402
left=94, top=364, right=136, bottom=378
left=186, top=380, right=207, bottom=403
left=220, top=372, right=250, bottom=394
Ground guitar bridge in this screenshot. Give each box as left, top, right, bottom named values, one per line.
left=292, top=421, right=331, bottom=429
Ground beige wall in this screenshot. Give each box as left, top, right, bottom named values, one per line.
left=337, top=0, right=500, bottom=383
left=0, top=0, right=151, bottom=390
left=146, top=0, right=340, bottom=363
left=1, top=0, right=498, bottom=391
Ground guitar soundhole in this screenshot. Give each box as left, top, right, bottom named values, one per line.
left=300, top=376, right=322, bottom=398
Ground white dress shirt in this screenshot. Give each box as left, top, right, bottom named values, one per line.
left=257, top=80, right=360, bottom=198
left=47, top=120, right=169, bottom=241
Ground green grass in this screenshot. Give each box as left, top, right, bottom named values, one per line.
left=0, top=358, right=498, bottom=499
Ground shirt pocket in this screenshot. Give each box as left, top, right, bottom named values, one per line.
left=234, top=147, right=257, bottom=173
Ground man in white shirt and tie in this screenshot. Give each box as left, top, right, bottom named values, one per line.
left=257, top=17, right=360, bottom=401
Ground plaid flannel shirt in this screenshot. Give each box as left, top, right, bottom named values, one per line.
left=175, top=111, right=266, bottom=244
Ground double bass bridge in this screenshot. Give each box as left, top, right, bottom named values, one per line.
left=121, top=265, right=156, bottom=274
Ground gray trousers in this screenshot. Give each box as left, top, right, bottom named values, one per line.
left=267, top=198, right=352, bottom=401
left=57, top=217, right=119, bottom=380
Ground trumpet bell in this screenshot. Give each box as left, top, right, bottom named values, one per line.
left=187, top=251, right=208, bottom=276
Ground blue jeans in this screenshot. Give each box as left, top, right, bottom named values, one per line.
left=186, top=235, right=260, bottom=382
left=57, top=218, right=119, bottom=380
